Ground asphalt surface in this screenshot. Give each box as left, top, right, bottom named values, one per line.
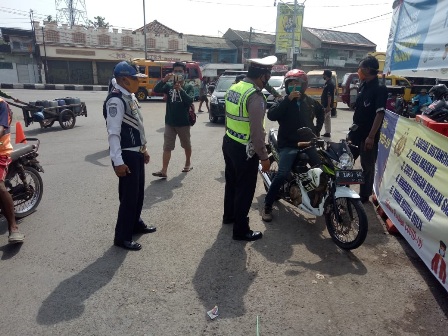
left=0, top=90, right=447, bottom=335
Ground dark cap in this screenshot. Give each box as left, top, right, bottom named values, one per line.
left=323, top=70, right=332, bottom=78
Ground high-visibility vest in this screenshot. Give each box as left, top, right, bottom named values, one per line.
left=225, top=81, right=265, bottom=144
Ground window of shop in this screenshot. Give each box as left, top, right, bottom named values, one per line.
left=257, top=48, right=270, bottom=58
left=147, top=38, right=156, bottom=49
left=0, top=62, right=13, bottom=69
left=73, top=32, right=86, bottom=44
left=45, top=30, right=60, bottom=43
left=98, top=34, right=110, bottom=46
left=168, top=40, right=178, bottom=50
left=122, top=36, right=133, bottom=47
left=243, top=48, right=250, bottom=59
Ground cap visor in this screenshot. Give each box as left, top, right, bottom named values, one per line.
left=133, top=73, right=148, bottom=78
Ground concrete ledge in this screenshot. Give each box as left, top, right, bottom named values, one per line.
left=1, top=83, right=108, bottom=91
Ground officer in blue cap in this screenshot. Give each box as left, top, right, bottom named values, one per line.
left=103, top=61, right=156, bottom=251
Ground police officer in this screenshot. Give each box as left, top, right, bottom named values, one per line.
left=222, top=55, right=277, bottom=241
left=104, top=61, right=156, bottom=251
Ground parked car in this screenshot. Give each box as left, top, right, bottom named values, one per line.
left=209, top=71, right=246, bottom=123
left=262, top=75, right=285, bottom=106
left=340, top=73, right=414, bottom=109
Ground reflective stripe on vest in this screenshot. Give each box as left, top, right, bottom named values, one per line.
left=225, top=81, right=258, bottom=144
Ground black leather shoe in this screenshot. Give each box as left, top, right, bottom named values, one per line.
left=134, top=225, right=157, bottom=234
left=232, top=230, right=263, bottom=241
left=114, top=240, right=142, bottom=250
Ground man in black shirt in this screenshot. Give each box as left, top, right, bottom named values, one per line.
left=321, top=69, right=334, bottom=138
left=350, top=56, right=387, bottom=203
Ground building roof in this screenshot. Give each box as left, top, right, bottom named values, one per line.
left=305, top=27, right=376, bottom=47
left=226, top=29, right=275, bottom=45
left=134, top=20, right=179, bottom=35
left=185, top=34, right=236, bottom=50
left=0, top=27, right=33, bottom=42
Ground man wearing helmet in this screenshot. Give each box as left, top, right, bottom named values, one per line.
left=262, top=69, right=324, bottom=222
left=103, top=61, right=156, bottom=251
left=0, top=96, right=24, bottom=243
left=222, top=56, right=277, bottom=241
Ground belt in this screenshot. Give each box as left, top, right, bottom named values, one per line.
left=123, top=145, right=147, bottom=153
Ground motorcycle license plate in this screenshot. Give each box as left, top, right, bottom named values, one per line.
left=335, top=169, right=364, bottom=184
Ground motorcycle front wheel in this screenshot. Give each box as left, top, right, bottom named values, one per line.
left=325, top=197, right=368, bottom=250
left=8, top=166, right=44, bottom=218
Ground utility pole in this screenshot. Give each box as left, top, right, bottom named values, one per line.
left=143, top=0, right=147, bottom=60
left=291, top=0, right=298, bottom=69
left=248, top=27, right=253, bottom=59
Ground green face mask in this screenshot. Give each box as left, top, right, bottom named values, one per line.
left=288, top=86, right=301, bottom=93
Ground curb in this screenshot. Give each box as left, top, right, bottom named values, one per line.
left=1, top=83, right=108, bottom=91
left=372, top=194, right=400, bottom=235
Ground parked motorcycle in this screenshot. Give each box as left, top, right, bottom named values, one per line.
left=1, top=138, right=44, bottom=218
left=259, top=128, right=368, bottom=250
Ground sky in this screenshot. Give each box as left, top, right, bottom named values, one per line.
left=0, top=0, right=393, bottom=51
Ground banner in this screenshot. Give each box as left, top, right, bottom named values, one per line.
left=275, top=3, right=304, bottom=54
left=384, top=0, right=448, bottom=79
left=374, top=110, right=448, bottom=291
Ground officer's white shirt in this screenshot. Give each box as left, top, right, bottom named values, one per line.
left=106, top=83, right=140, bottom=166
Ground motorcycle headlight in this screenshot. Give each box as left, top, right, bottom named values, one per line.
left=338, top=153, right=354, bottom=169
left=211, top=95, right=218, bottom=104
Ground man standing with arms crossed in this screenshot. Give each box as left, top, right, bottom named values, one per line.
left=321, top=69, right=334, bottom=138
left=222, top=56, right=277, bottom=241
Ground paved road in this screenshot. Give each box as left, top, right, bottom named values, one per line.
left=0, top=90, right=447, bottom=335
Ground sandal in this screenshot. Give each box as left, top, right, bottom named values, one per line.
left=152, top=171, right=167, bottom=178
left=182, top=166, right=193, bottom=173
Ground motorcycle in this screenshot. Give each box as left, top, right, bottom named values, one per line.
left=259, top=127, right=368, bottom=250
left=0, top=138, right=44, bottom=218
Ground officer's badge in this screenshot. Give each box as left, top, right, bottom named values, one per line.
left=109, top=106, right=117, bottom=117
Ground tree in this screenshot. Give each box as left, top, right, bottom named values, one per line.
left=89, top=16, right=109, bottom=29
left=46, top=15, right=57, bottom=23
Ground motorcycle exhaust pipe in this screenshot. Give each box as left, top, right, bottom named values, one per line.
left=258, top=164, right=272, bottom=188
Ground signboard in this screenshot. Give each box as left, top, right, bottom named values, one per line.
left=384, top=0, right=448, bottom=79
left=275, top=3, right=304, bottom=54
left=374, top=110, right=448, bottom=291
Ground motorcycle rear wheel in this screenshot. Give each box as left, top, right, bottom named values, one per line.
left=8, top=166, right=43, bottom=218
left=325, top=197, right=368, bottom=250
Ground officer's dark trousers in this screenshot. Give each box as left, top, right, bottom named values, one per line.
left=222, top=135, right=259, bottom=236
left=115, top=150, right=145, bottom=242
left=359, top=140, right=378, bottom=198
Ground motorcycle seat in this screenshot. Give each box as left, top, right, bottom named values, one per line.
left=10, top=143, right=36, bottom=161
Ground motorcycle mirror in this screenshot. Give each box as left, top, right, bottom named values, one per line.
left=297, top=127, right=316, bottom=141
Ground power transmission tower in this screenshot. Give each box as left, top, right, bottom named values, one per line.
left=55, top=0, right=89, bottom=27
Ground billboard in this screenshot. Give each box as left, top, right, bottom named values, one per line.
left=384, top=0, right=448, bottom=79
left=374, top=110, right=448, bottom=291
left=275, top=3, right=304, bottom=54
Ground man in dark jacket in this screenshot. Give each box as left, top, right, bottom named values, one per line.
left=262, top=69, right=324, bottom=222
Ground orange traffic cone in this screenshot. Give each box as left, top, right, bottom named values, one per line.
left=15, top=121, right=27, bottom=144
